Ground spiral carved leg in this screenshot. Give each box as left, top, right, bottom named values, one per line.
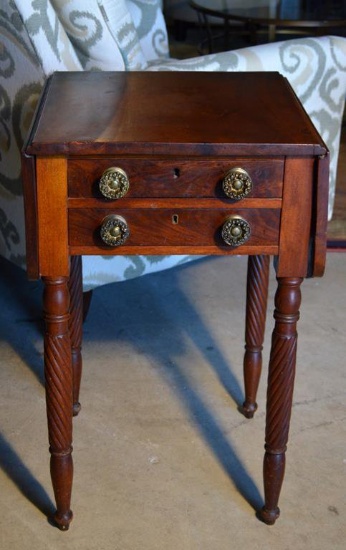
left=43, top=277, right=74, bottom=531
left=242, top=255, right=270, bottom=418
left=69, top=256, right=83, bottom=416
left=258, top=277, right=302, bottom=525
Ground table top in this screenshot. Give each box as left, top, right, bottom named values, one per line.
left=26, top=71, right=326, bottom=158
left=190, top=0, right=346, bottom=26
left=23, top=70, right=329, bottom=280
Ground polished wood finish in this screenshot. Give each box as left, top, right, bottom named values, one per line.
left=68, top=158, right=284, bottom=199
left=26, top=72, right=325, bottom=158
left=22, top=152, right=39, bottom=279
left=42, top=276, right=73, bottom=530
left=276, top=157, right=314, bottom=277
left=258, top=277, right=302, bottom=525
left=313, top=154, right=330, bottom=272
left=68, top=206, right=281, bottom=251
left=36, top=157, right=69, bottom=277
left=69, top=256, right=83, bottom=417
left=242, top=255, right=270, bottom=419
left=22, top=71, right=328, bottom=530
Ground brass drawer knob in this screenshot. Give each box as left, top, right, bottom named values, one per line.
left=100, top=215, right=130, bottom=247
left=99, top=167, right=129, bottom=199
left=221, top=215, right=251, bottom=246
left=222, top=167, right=252, bottom=200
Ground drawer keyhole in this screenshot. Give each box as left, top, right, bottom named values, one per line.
left=173, top=168, right=180, bottom=179
left=172, top=214, right=179, bottom=224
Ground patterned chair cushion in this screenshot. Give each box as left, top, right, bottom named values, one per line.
left=0, top=2, right=45, bottom=265
left=50, top=0, right=126, bottom=70
left=148, top=36, right=346, bottom=221
left=1, top=1, right=346, bottom=288
left=126, top=0, right=169, bottom=61
left=11, top=0, right=82, bottom=72
left=97, top=0, right=148, bottom=69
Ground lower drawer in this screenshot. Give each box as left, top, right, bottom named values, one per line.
left=68, top=208, right=280, bottom=250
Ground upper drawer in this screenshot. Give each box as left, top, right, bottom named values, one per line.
left=68, top=158, right=284, bottom=200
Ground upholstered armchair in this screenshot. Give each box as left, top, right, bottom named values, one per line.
left=1, top=0, right=346, bottom=289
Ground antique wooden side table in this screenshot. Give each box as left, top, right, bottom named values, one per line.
left=22, top=71, right=328, bottom=530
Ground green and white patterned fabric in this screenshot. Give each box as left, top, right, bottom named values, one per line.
left=50, top=0, right=126, bottom=70
left=127, top=0, right=169, bottom=61
left=9, top=0, right=82, bottom=72
left=96, top=0, right=148, bottom=69
left=149, top=36, right=346, bottom=222
left=1, top=0, right=346, bottom=288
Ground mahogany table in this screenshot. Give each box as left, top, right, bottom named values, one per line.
left=22, top=71, right=328, bottom=530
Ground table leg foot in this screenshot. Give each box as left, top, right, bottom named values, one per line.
left=48, top=449, right=74, bottom=529
left=72, top=402, right=81, bottom=417
left=51, top=452, right=74, bottom=530
left=240, top=402, right=257, bottom=419
left=261, top=276, right=302, bottom=522
left=242, top=255, right=270, bottom=418
left=257, top=505, right=280, bottom=525
left=258, top=451, right=285, bottom=524
left=43, top=277, right=74, bottom=529
left=54, top=509, right=73, bottom=531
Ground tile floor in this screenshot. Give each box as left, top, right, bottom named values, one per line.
left=0, top=252, right=345, bottom=549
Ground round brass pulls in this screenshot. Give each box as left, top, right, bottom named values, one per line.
left=221, top=215, right=251, bottom=247
left=100, top=215, right=130, bottom=247
left=222, top=167, right=252, bottom=200
left=99, top=167, right=129, bottom=200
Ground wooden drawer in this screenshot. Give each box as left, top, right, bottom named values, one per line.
left=68, top=207, right=281, bottom=251
left=68, top=158, right=284, bottom=199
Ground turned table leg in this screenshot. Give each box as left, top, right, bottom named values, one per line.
left=69, top=256, right=83, bottom=416
left=258, top=277, right=303, bottom=525
left=43, top=277, right=74, bottom=531
left=242, top=255, right=270, bottom=418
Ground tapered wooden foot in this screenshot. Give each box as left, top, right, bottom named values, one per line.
left=257, top=452, right=283, bottom=525
left=69, top=256, right=83, bottom=416
left=258, top=504, right=280, bottom=525
left=43, top=277, right=74, bottom=530
left=241, top=255, right=270, bottom=418
left=51, top=453, right=74, bottom=530
left=259, top=277, right=302, bottom=524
